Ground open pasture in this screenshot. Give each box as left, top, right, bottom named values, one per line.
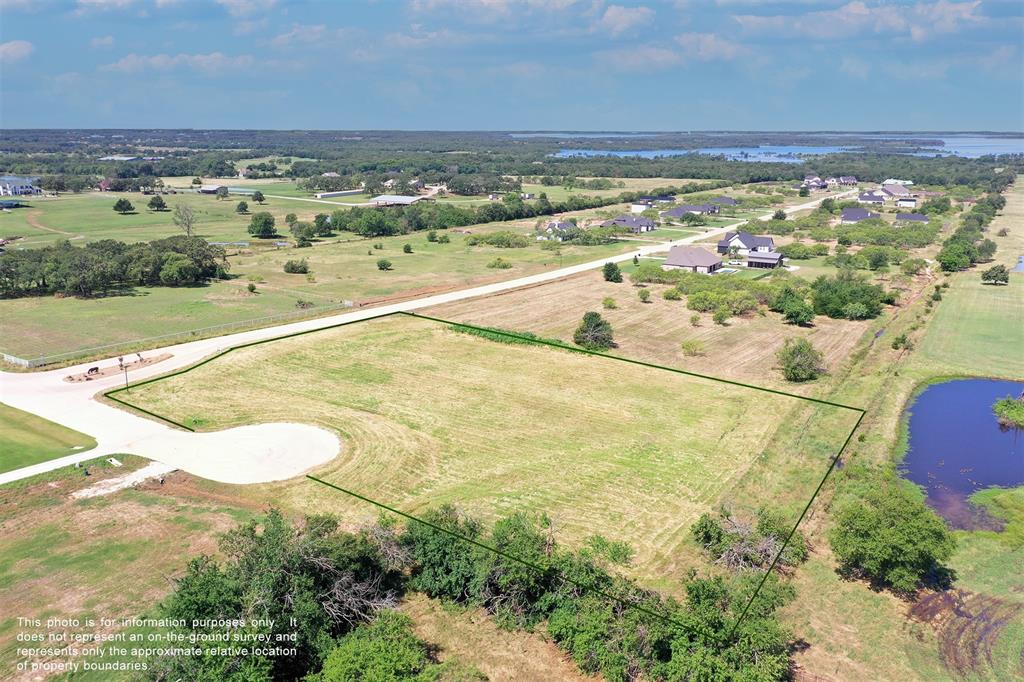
left=0, top=403, right=96, bottom=474
left=121, top=314, right=859, bottom=591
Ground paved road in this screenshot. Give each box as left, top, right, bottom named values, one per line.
left=0, top=190, right=854, bottom=485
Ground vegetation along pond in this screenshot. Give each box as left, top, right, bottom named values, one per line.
left=901, top=378, right=1024, bottom=530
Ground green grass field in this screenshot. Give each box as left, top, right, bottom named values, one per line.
left=0, top=403, right=96, bottom=474
left=120, top=314, right=858, bottom=590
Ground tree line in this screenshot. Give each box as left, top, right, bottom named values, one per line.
left=147, top=506, right=799, bottom=681
left=0, top=236, right=227, bottom=298
left=936, top=193, right=1005, bottom=271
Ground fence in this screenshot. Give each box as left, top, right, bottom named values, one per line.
left=3, top=300, right=355, bottom=368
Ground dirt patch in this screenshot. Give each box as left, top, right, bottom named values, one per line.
left=25, top=210, right=79, bottom=238
left=64, top=352, right=172, bottom=382
left=909, top=588, right=1024, bottom=677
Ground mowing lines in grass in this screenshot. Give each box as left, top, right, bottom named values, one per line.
left=105, top=310, right=865, bottom=639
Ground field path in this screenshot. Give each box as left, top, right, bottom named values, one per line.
left=0, top=190, right=855, bottom=485
left=24, top=210, right=84, bottom=240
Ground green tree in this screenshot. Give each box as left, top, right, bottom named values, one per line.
left=215, top=186, right=229, bottom=200
left=402, top=505, right=483, bottom=601
left=680, top=339, right=704, bottom=356
left=147, top=195, right=167, bottom=211
left=981, top=264, right=1009, bottom=285
left=313, top=213, right=332, bottom=237
left=403, top=243, right=413, bottom=254
left=113, top=198, right=134, bottom=214
left=190, top=177, right=202, bottom=187
left=798, top=186, right=810, bottom=197
left=376, top=258, right=392, bottom=271
left=772, top=209, right=787, bottom=220
left=247, top=212, right=276, bottom=238
left=252, top=190, right=265, bottom=204
left=313, top=611, right=436, bottom=681
left=830, top=480, right=956, bottom=594
left=426, top=230, right=438, bottom=242
left=776, top=337, right=824, bottom=382
left=573, top=311, right=615, bottom=350
left=235, top=200, right=248, bottom=214
left=782, top=299, right=815, bottom=326
left=285, top=212, right=298, bottom=226
left=159, top=252, right=201, bottom=285
left=602, top=262, right=622, bottom=283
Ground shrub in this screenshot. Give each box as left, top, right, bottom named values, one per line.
left=573, top=311, right=615, bottom=350
left=782, top=299, right=815, bottom=326
left=601, top=297, right=616, bottom=309
left=465, top=231, right=530, bottom=248
left=712, top=307, right=730, bottom=325
left=376, top=259, right=392, bottom=271
left=891, top=333, right=913, bottom=350
left=993, top=395, right=1024, bottom=429
left=314, top=611, right=438, bottom=681
left=689, top=313, right=700, bottom=326
left=403, top=243, right=413, bottom=253
left=777, top=337, right=824, bottom=382
left=663, top=288, right=682, bottom=301
left=603, top=262, right=622, bottom=282
left=437, top=234, right=450, bottom=244
left=426, top=230, right=438, bottom=242
left=247, top=282, right=256, bottom=293
left=235, top=200, right=248, bottom=214
left=680, top=339, right=704, bottom=356
left=487, top=257, right=512, bottom=269
left=811, top=272, right=885, bottom=319
left=638, top=288, right=651, bottom=303
left=829, top=470, right=956, bottom=595
left=283, top=259, right=309, bottom=274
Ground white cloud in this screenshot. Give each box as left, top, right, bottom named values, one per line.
left=595, top=5, right=655, bottom=37
left=101, top=51, right=254, bottom=74
left=386, top=28, right=479, bottom=49
left=75, top=0, right=134, bottom=11
left=215, top=0, right=277, bottom=17
left=90, top=35, right=116, bottom=49
left=839, top=56, right=869, bottom=78
left=675, top=32, right=745, bottom=60
left=733, top=0, right=984, bottom=42
left=596, top=45, right=683, bottom=71
left=0, top=40, right=35, bottom=63
left=270, top=24, right=328, bottom=48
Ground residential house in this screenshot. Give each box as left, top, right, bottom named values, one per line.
left=637, top=195, right=675, bottom=204
left=896, top=213, right=929, bottom=223
left=321, top=171, right=341, bottom=178
left=602, top=215, right=655, bottom=233
left=839, top=176, right=858, bottom=186
left=520, top=192, right=536, bottom=200
left=881, top=184, right=914, bottom=199
left=662, top=246, right=722, bottom=274
left=199, top=184, right=227, bottom=194
left=661, top=204, right=719, bottom=219
left=896, top=197, right=918, bottom=209
left=801, top=175, right=828, bottom=191
left=630, top=201, right=652, bottom=214
left=882, top=178, right=914, bottom=186
left=537, top=219, right=576, bottom=241
left=857, top=192, right=885, bottom=206
left=0, top=176, right=41, bottom=196
left=841, top=207, right=880, bottom=224
left=746, top=251, right=784, bottom=269
left=716, top=231, right=775, bottom=256
left=825, top=177, right=840, bottom=188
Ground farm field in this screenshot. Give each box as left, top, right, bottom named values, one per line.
left=427, top=269, right=872, bottom=395
left=0, top=223, right=636, bottom=359
left=121, top=314, right=859, bottom=591
left=0, top=403, right=96, bottom=473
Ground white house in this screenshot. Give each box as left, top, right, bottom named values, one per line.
left=896, top=197, right=918, bottom=209
left=0, top=176, right=41, bottom=196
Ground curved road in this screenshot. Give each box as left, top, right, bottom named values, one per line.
left=0, top=190, right=855, bottom=485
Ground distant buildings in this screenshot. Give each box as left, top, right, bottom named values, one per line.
left=602, top=215, right=655, bottom=233
left=662, top=246, right=722, bottom=274
left=369, top=194, right=427, bottom=207
left=99, top=155, right=138, bottom=161
left=896, top=213, right=929, bottom=223
left=0, top=176, right=41, bottom=196
left=857, top=192, right=885, bottom=205
left=896, top=197, right=918, bottom=209
left=199, top=184, right=227, bottom=194
left=629, top=195, right=674, bottom=213
left=838, top=176, right=858, bottom=186
left=538, top=219, right=576, bottom=241
left=661, top=204, right=719, bottom=219
left=841, top=207, right=880, bottom=224
left=883, top=178, right=914, bottom=186
left=881, top=184, right=913, bottom=199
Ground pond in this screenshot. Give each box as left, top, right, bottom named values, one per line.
left=900, top=378, right=1024, bottom=530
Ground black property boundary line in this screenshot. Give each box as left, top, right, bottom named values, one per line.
left=105, top=309, right=865, bottom=638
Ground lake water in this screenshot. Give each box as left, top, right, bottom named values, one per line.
left=550, top=135, right=1023, bottom=161
left=900, top=378, right=1024, bottom=530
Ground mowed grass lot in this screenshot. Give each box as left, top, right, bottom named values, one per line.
left=0, top=403, right=96, bottom=473
left=123, top=315, right=856, bottom=590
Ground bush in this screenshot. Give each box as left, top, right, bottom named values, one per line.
left=663, top=288, right=681, bottom=301
left=247, top=282, right=256, bottom=293
left=602, top=262, right=622, bottom=282
left=602, top=297, right=617, bottom=309
left=487, top=257, right=512, bottom=269
left=811, top=272, right=885, bottom=319
left=638, top=288, right=651, bottom=303
left=465, top=231, right=530, bottom=248
left=313, top=611, right=439, bottom=681
left=283, top=258, right=309, bottom=274
left=993, top=395, right=1024, bottom=429
left=680, top=339, right=704, bottom=356
left=777, top=337, right=824, bottom=382
left=573, top=311, right=615, bottom=350
left=403, top=243, right=413, bottom=253
left=782, top=299, right=815, bottom=326
left=689, top=313, right=700, bottom=326
left=437, top=234, right=450, bottom=244
left=829, top=470, right=956, bottom=595
left=235, top=200, right=248, bottom=214
left=376, top=259, right=392, bottom=271
left=713, top=307, right=730, bottom=325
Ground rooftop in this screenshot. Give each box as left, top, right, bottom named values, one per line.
left=663, top=246, right=722, bottom=268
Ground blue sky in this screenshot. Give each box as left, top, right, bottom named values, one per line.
left=1, top=0, right=1021, bottom=130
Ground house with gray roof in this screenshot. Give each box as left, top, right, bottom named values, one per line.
left=661, top=203, right=719, bottom=219
left=839, top=176, right=858, bottom=185
left=537, top=219, right=577, bottom=241
left=746, top=251, right=784, bottom=269
left=602, top=215, right=655, bottom=233
left=881, top=184, right=914, bottom=199
left=662, top=246, right=722, bottom=274
left=896, top=213, right=929, bottom=223
left=0, top=176, right=41, bottom=196
left=716, top=231, right=774, bottom=256
left=841, top=207, right=880, bottom=224
left=858, top=192, right=885, bottom=205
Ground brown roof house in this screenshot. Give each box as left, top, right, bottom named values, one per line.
left=662, top=246, right=722, bottom=274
